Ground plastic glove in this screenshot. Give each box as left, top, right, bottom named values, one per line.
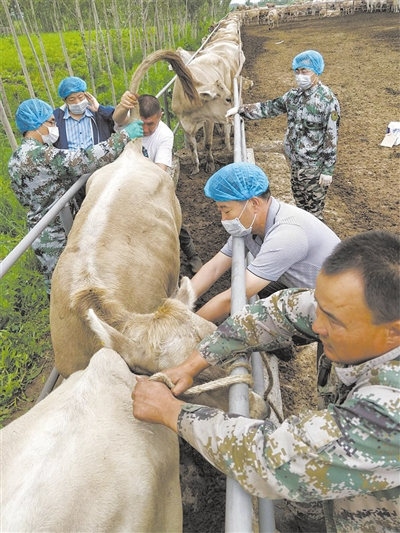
left=124, top=120, right=144, bottom=140
left=319, top=174, right=332, bottom=187
left=225, top=106, right=239, bottom=118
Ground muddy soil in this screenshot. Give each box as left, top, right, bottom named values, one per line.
left=176, top=11, right=399, bottom=533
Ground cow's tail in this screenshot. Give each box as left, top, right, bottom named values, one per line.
left=129, top=49, right=201, bottom=109
left=71, top=286, right=126, bottom=330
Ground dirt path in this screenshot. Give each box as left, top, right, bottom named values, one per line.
left=176, top=11, right=399, bottom=532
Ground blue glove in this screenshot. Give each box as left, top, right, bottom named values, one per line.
left=124, top=120, right=144, bottom=140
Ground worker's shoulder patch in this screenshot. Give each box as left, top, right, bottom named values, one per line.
left=331, top=110, right=339, bottom=121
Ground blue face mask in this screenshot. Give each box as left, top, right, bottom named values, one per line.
left=221, top=200, right=256, bottom=237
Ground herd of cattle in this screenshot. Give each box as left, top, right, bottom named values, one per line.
left=1, top=13, right=266, bottom=532
left=238, top=0, right=399, bottom=24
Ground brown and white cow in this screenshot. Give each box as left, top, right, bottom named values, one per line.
left=172, top=15, right=244, bottom=175
left=50, top=50, right=200, bottom=378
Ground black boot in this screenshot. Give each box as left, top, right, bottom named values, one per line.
left=181, top=239, right=203, bottom=274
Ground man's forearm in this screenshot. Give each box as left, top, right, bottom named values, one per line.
left=196, top=291, right=231, bottom=324
left=112, top=104, right=130, bottom=126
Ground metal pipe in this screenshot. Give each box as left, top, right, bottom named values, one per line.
left=225, top=76, right=253, bottom=533
left=35, top=367, right=61, bottom=404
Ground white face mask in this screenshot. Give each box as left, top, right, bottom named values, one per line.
left=37, top=126, right=59, bottom=144
left=68, top=98, right=89, bottom=115
left=221, top=200, right=256, bottom=237
left=295, top=73, right=313, bottom=90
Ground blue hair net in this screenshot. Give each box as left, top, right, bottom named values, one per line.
left=15, top=99, right=53, bottom=134
left=292, top=50, right=324, bottom=75
left=204, top=162, right=269, bottom=202
left=58, top=76, right=87, bottom=99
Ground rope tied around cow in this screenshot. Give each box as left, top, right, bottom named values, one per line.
left=149, top=361, right=254, bottom=396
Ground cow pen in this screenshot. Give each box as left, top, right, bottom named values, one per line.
left=1, top=13, right=285, bottom=533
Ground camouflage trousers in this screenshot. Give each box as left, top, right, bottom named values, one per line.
left=290, top=165, right=328, bottom=221
left=30, top=221, right=67, bottom=295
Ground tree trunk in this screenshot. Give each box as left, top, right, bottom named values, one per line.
left=102, top=0, right=114, bottom=66
left=13, top=0, right=54, bottom=107
left=0, top=76, right=12, bottom=118
left=52, top=1, right=74, bottom=78
left=112, top=0, right=128, bottom=87
left=1, top=0, right=35, bottom=99
left=74, top=0, right=96, bottom=96
left=0, top=99, right=18, bottom=151
left=90, top=0, right=116, bottom=105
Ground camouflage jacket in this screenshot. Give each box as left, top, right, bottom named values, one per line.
left=8, top=131, right=129, bottom=229
left=178, top=289, right=400, bottom=533
left=239, top=82, right=340, bottom=176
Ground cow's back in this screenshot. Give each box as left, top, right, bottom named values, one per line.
left=1, top=348, right=181, bottom=533
left=51, top=141, right=182, bottom=377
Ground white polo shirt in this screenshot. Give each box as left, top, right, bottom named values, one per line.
left=221, top=197, right=341, bottom=288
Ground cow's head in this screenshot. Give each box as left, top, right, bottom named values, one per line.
left=197, top=79, right=232, bottom=106
left=87, top=277, right=216, bottom=375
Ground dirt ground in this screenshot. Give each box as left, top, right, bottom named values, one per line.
left=4, top=10, right=399, bottom=533
left=176, top=10, right=399, bottom=533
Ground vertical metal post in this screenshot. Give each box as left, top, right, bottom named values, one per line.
left=225, top=76, right=253, bottom=533
left=225, top=236, right=253, bottom=533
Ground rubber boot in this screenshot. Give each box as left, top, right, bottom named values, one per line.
left=181, top=239, right=203, bottom=274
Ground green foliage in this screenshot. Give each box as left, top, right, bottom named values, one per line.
left=0, top=140, right=52, bottom=423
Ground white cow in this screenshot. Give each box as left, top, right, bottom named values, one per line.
left=172, top=17, right=244, bottom=175
left=50, top=50, right=200, bottom=378
left=1, top=348, right=182, bottom=533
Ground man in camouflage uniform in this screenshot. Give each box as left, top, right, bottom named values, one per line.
left=226, top=50, right=340, bottom=221
left=132, top=230, right=400, bottom=533
left=8, top=98, right=143, bottom=293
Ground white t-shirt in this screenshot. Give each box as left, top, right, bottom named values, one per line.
left=142, top=121, right=173, bottom=168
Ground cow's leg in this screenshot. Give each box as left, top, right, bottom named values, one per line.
left=224, top=122, right=232, bottom=151
left=184, top=131, right=200, bottom=175
left=204, top=120, right=215, bottom=174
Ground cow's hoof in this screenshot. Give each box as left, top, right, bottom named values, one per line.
left=205, top=163, right=215, bottom=174
left=190, top=168, right=200, bottom=176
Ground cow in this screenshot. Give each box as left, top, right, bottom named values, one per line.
left=50, top=49, right=200, bottom=378
left=1, top=348, right=182, bottom=533
left=267, top=7, right=280, bottom=27
left=171, top=16, right=244, bottom=175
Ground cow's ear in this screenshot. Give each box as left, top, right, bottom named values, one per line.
left=173, top=276, right=196, bottom=308
left=198, top=90, right=215, bottom=101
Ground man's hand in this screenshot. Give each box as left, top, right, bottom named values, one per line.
left=132, top=377, right=183, bottom=432
left=85, top=92, right=100, bottom=112
left=319, top=174, right=332, bottom=187
left=163, top=350, right=211, bottom=396
left=225, top=106, right=239, bottom=118
left=119, top=91, right=139, bottom=110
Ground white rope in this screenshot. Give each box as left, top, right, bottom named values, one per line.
left=149, top=370, right=254, bottom=396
